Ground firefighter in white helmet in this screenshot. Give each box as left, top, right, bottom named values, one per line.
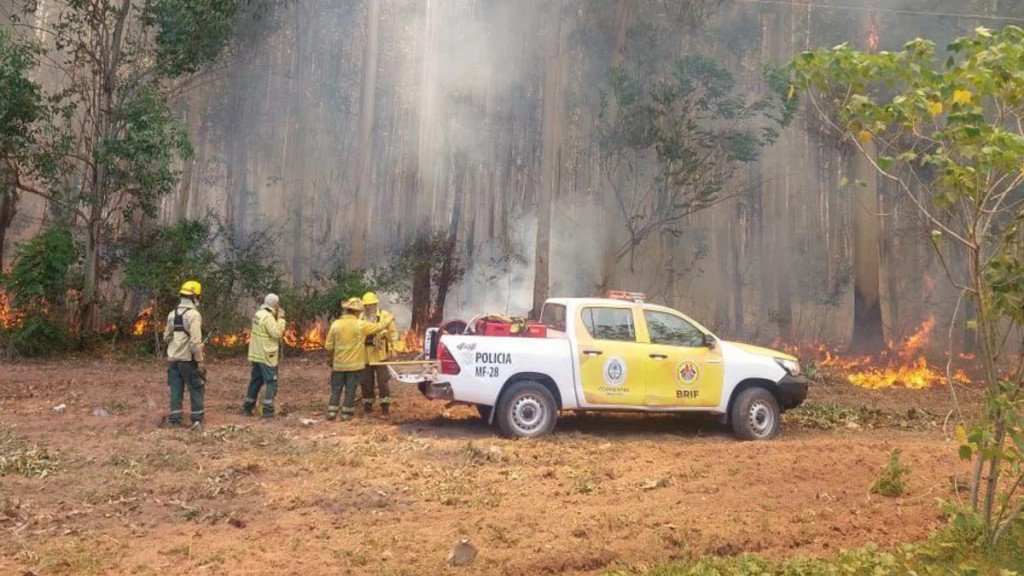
left=242, top=293, right=286, bottom=418
left=359, top=291, right=399, bottom=418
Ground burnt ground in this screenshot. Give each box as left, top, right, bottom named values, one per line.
left=0, top=357, right=980, bottom=575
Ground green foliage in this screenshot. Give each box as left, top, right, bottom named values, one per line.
left=2, top=227, right=77, bottom=356
left=598, top=55, right=795, bottom=261
left=871, top=449, right=911, bottom=497
left=375, top=230, right=465, bottom=307
left=784, top=402, right=935, bottom=432
left=8, top=226, right=76, bottom=305
left=790, top=25, right=1024, bottom=545
left=148, top=0, right=280, bottom=77
left=282, top=267, right=370, bottom=328
left=119, top=218, right=283, bottom=342
left=97, top=87, right=192, bottom=218
left=0, top=28, right=42, bottom=159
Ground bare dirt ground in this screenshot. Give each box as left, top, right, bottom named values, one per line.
left=0, top=357, right=979, bottom=575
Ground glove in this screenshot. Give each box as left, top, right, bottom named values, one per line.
left=196, top=360, right=207, bottom=377
left=379, top=311, right=392, bottom=324
left=276, top=307, right=286, bottom=320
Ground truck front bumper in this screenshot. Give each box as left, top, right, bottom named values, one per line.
left=778, top=375, right=809, bottom=409
left=418, top=381, right=454, bottom=402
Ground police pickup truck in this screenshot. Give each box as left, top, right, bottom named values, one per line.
left=409, top=292, right=808, bottom=440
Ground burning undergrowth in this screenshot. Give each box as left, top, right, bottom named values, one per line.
left=777, top=316, right=973, bottom=390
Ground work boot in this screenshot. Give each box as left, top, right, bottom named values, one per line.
left=241, top=406, right=254, bottom=416
left=190, top=421, right=203, bottom=433
left=378, top=403, right=390, bottom=420
left=363, top=401, right=374, bottom=414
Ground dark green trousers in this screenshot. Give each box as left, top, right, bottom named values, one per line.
left=168, top=360, right=204, bottom=425
left=244, top=362, right=278, bottom=417
left=360, top=365, right=392, bottom=407
left=328, top=371, right=360, bottom=420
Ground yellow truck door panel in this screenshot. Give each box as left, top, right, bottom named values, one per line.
left=641, top=311, right=724, bottom=408
left=576, top=306, right=647, bottom=405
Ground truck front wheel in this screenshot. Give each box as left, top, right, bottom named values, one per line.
left=496, top=381, right=557, bottom=438
left=730, top=387, right=781, bottom=441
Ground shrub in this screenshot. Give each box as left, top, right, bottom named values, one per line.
left=871, top=449, right=910, bottom=498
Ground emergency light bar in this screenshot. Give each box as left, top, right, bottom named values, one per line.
left=606, top=290, right=646, bottom=303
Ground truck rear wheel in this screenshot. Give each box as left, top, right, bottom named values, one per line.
left=730, top=387, right=781, bottom=441
left=496, top=381, right=557, bottom=438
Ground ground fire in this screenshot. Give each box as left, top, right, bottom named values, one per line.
left=0, top=290, right=21, bottom=329
left=780, top=316, right=971, bottom=389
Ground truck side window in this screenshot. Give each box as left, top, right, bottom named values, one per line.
left=644, top=311, right=705, bottom=347
left=581, top=307, right=636, bottom=342
left=540, top=303, right=567, bottom=332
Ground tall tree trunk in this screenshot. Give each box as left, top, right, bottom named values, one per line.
left=434, top=155, right=466, bottom=324
left=350, top=0, right=381, bottom=268
left=0, top=170, right=16, bottom=272
left=849, top=9, right=886, bottom=354
left=598, top=0, right=635, bottom=291
left=730, top=201, right=745, bottom=335
left=849, top=138, right=885, bottom=353
left=532, top=3, right=566, bottom=318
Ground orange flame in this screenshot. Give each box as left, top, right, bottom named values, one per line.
left=283, top=323, right=327, bottom=352
left=393, top=330, right=424, bottom=355
left=132, top=306, right=154, bottom=336
left=0, top=290, right=22, bottom=329
left=212, top=330, right=249, bottom=348
left=784, top=316, right=973, bottom=389
left=867, top=13, right=879, bottom=52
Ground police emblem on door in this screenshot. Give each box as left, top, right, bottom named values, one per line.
left=677, top=361, right=699, bottom=386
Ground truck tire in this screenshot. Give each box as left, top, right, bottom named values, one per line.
left=730, top=387, right=781, bottom=441
left=495, top=380, right=557, bottom=438
left=475, top=404, right=492, bottom=422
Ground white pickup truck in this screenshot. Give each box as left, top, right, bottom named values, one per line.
left=409, top=294, right=808, bottom=440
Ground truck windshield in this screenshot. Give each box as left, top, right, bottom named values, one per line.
left=644, top=311, right=705, bottom=347
left=540, top=303, right=567, bottom=332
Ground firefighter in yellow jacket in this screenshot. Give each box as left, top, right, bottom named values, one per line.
left=359, top=291, right=399, bottom=418
left=243, top=293, right=286, bottom=418
left=324, top=298, right=392, bottom=421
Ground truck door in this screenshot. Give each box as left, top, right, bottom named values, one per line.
left=576, top=306, right=647, bottom=406
left=641, top=310, right=724, bottom=408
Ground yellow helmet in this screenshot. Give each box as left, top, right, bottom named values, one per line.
left=361, top=291, right=379, bottom=305
left=342, top=298, right=364, bottom=313
left=180, top=280, right=202, bottom=296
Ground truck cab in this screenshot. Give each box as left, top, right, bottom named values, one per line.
left=411, top=293, right=808, bottom=440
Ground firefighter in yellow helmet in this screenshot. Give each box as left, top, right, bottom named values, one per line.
left=323, top=298, right=392, bottom=421
left=162, top=280, right=205, bottom=431
left=359, top=291, right=399, bottom=418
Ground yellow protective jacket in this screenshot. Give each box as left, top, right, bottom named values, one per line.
left=163, top=299, right=204, bottom=362
left=363, top=309, right=399, bottom=365
left=247, top=306, right=286, bottom=367
left=325, top=312, right=389, bottom=372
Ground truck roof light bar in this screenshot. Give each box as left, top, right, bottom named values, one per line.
left=606, top=290, right=646, bottom=303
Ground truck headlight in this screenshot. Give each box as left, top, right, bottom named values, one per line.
left=775, top=358, right=801, bottom=377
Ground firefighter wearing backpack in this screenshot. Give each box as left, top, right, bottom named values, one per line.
left=162, top=280, right=205, bottom=430
left=242, top=293, right=286, bottom=418
left=360, top=291, right=399, bottom=418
